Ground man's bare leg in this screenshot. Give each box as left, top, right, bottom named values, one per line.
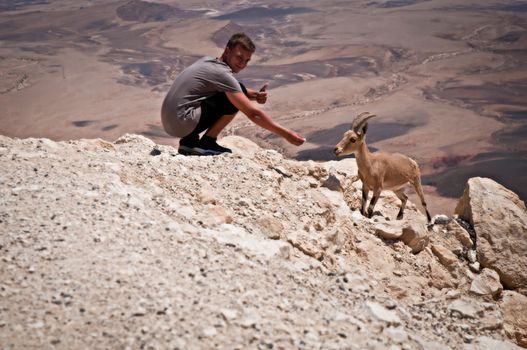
left=204, top=113, right=236, bottom=138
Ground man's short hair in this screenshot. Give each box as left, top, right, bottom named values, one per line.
left=226, top=33, right=256, bottom=53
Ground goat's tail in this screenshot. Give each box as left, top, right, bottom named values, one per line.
left=412, top=173, right=432, bottom=223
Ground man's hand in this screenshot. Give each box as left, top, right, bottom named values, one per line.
left=284, top=130, right=306, bottom=146
left=255, top=83, right=268, bottom=104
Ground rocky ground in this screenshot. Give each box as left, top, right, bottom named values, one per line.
left=0, top=134, right=526, bottom=349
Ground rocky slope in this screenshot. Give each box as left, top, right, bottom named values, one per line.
left=0, top=134, right=526, bottom=349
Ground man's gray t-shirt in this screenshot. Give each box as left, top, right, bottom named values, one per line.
left=161, top=56, right=243, bottom=137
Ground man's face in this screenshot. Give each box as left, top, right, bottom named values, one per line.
left=223, top=45, right=252, bottom=73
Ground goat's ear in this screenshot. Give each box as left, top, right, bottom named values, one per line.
left=362, top=123, right=369, bottom=135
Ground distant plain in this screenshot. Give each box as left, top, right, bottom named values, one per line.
left=1, top=0, right=526, bottom=215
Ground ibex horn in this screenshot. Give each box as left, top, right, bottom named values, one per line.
left=352, top=112, right=377, bottom=132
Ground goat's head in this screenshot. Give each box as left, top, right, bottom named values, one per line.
left=334, top=112, right=376, bottom=157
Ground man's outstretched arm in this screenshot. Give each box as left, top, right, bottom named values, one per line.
left=226, top=91, right=305, bottom=146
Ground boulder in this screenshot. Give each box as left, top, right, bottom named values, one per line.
left=469, top=262, right=481, bottom=273
left=220, top=135, right=261, bottom=157
left=375, top=222, right=403, bottom=240
left=499, top=291, right=527, bottom=348
left=400, top=222, right=429, bottom=253
left=470, top=268, right=503, bottom=299
left=447, top=219, right=473, bottom=248
left=455, top=177, right=527, bottom=290
left=432, top=244, right=459, bottom=270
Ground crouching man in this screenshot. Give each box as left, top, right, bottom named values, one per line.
left=161, top=32, right=305, bottom=156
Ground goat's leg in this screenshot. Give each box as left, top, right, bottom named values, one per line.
left=413, top=179, right=432, bottom=223
left=367, top=188, right=381, bottom=218
left=361, top=185, right=370, bottom=216
left=393, top=189, right=408, bottom=220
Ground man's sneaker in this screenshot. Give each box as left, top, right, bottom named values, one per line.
left=178, top=134, right=203, bottom=156
left=195, top=136, right=232, bottom=155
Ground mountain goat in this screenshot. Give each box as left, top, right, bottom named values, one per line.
left=334, top=112, right=432, bottom=223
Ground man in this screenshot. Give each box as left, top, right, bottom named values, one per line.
left=161, top=32, right=305, bottom=155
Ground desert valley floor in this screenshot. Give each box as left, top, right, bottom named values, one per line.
left=1, top=0, right=526, bottom=215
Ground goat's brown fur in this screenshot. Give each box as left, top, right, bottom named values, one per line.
left=334, top=112, right=432, bottom=222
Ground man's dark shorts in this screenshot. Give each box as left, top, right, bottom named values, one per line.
left=190, top=83, right=248, bottom=135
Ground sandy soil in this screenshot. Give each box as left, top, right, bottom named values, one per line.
left=1, top=0, right=526, bottom=215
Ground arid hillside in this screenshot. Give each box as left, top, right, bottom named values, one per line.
left=1, top=134, right=526, bottom=349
